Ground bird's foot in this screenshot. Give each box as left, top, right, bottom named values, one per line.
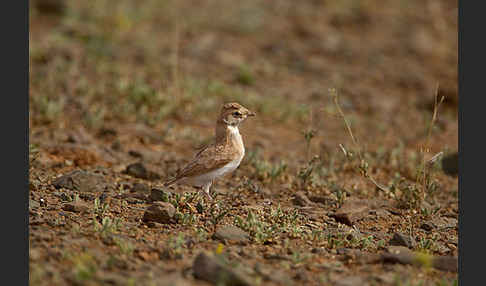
left=202, top=190, right=213, bottom=201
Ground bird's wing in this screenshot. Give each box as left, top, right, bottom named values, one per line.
left=193, top=142, right=211, bottom=158
left=172, top=144, right=235, bottom=180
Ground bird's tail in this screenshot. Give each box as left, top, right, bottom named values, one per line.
left=163, top=177, right=178, bottom=187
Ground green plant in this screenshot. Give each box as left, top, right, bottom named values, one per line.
left=303, top=128, right=316, bottom=161
left=71, top=223, right=81, bottom=235
left=170, top=193, right=182, bottom=209
left=83, top=105, right=106, bottom=129
left=93, top=197, right=109, bottom=217
left=195, top=227, right=209, bottom=242
left=311, top=229, right=325, bottom=242
left=435, top=279, right=458, bottom=286
left=327, top=232, right=345, bottom=249
left=239, top=177, right=261, bottom=194
left=421, top=204, right=441, bottom=218
left=30, top=95, right=65, bottom=124
left=400, top=185, right=422, bottom=210
left=252, top=159, right=270, bottom=181
left=413, top=252, right=434, bottom=269
left=377, top=239, right=386, bottom=249
left=269, top=161, right=288, bottom=182
left=167, top=232, right=186, bottom=257
left=297, top=156, right=318, bottom=187
left=93, top=215, right=121, bottom=237
left=251, top=157, right=288, bottom=183
left=289, top=250, right=310, bottom=265
left=102, top=217, right=120, bottom=234
left=180, top=212, right=196, bottom=225
left=416, top=85, right=445, bottom=200
left=209, top=203, right=229, bottom=230
left=416, top=237, right=438, bottom=253
left=235, top=64, right=255, bottom=86
left=234, top=210, right=273, bottom=243
left=114, top=237, right=134, bottom=256
left=29, top=263, right=47, bottom=285
left=330, top=88, right=390, bottom=193
left=330, top=87, right=445, bottom=210
left=69, top=252, right=98, bottom=283
left=29, top=144, right=40, bottom=168
left=329, top=182, right=347, bottom=207
left=359, top=235, right=374, bottom=250
left=235, top=206, right=305, bottom=243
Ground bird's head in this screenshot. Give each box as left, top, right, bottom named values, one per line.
left=218, top=102, right=256, bottom=126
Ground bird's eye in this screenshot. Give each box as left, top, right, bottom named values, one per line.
left=233, top=111, right=241, bottom=117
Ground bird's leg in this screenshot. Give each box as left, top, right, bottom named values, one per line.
left=202, top=181, right=213, bottom=201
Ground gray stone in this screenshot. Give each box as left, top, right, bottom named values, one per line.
left=382, top=246, right=414, bottom=265
left=99, top=272, right=130, bottom=285
left=433, top=256, right=458, bottom=272
left=33, top=0, right=66, bottom=15
left=62, top=201, right=90, bottom=213
left=441, top=152, right=458, bottom=176
left=55, top=191, right=72, bottom=202
left=420, top=222, right=434, bottom=231
left=389, top=232, right=416, bottom=248
left=156, top=273, right=191, bottom=286
left=142, top=202, right=175, bottom=224
left=29, top=199, right=40, bottom=210
left=254, top=263, right=293, bottom=286
left=422, top=217, right=458, bottom=231
left=373, top=273, right=395, bottom=285
left=52, top=170, right=109, bottom=193
left=311, top=247, right=328, bottom=255
left=331, top=199, right=370, bottom=226
left=213, top=225, right=249, bottom=243
left=29, top=248, right=42, bottom=261
left=431, top=217, right=458, bottom=230
left=131, top=183, right=150, bottom=195
left=149, top=188, right=170, bottom=202
left=334, top=276, right=368, bottom=286
left=121, top=192, right=147, bottom=201
left=192, top=252, right=251, bottom=286
left=292, top=191, right=312, bottom=206
left=382, top=246, right=458, bottom=273
left=309, top=195, right=333, bottom=205
left=436, top=242, right=451, bottom=255
left=124, top=162, right=161, bottom=180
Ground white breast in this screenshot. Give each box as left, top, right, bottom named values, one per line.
left=227, top=125, right=245, bottom=158
left=203, top=126, right=244, bottom=178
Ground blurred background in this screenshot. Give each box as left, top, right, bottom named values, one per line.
left=30, top=0, right=457, bottom=146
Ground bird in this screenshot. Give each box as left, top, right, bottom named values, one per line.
left=164, top=102, right=255, bottom=200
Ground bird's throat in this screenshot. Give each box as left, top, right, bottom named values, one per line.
left=215, top=122, right=241, bottom=145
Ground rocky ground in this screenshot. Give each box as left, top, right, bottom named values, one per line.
left=29, top=0, right=458, bottom=285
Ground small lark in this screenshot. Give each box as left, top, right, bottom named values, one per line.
left=164, top=102, right=255, bottom=199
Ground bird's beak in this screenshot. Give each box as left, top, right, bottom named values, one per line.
left=247, top=110, right=256, bottom=117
